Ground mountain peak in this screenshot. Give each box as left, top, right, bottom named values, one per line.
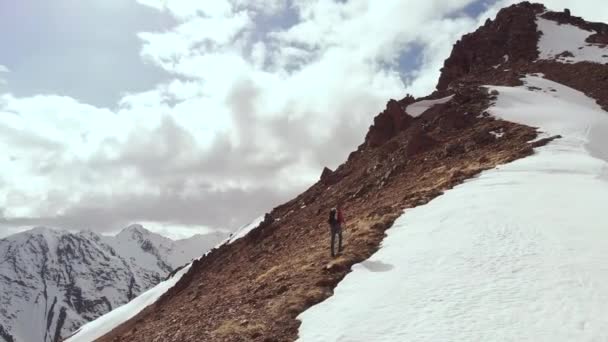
left=437, top=1, right=546, bottom=91
left=22, top=226, right=66, bottom=239
left=28, top=226, right=58, bottom=233
left=435, top=1, right=608, bottom=96
left=123, top=223, right=146, bottom=231
left=119, top=224, right=151, bottom=236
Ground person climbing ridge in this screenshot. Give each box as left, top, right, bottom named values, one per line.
left=328, top=205, right=345, bottom=257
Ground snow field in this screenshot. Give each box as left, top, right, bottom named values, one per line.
left=297, top=76, right=608, bottom=341
left=537, top=18, right=608, bottom=64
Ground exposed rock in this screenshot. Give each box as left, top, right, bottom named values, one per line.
left=556, top=50, right=575, bottom=58
left=319, top=167, right=333, bottom=183
left=542, top=11, right=608, bottom=34
left=587, top=33, right=608, bottom=46
left=472, top=129, right=497, bottom=145
left=398, top=94, right=415, bottom=105
left=365, top=98, right=415, bottom=147
left=405, top=130, right=438, bottom=157
left=444, top=142, right=466, bottom=158
left=437, top=2, right=544, bottom=91
left=530, top=135, right=562, bottom=148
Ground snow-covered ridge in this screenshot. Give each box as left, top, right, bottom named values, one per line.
left=106, top=224, right=224, bottom=273
left=297, top=76, right=608, bottom=341
left=0, top=226, right=225, bottom=342
left=66, top=215, right=262, bottom=342
left=537, top=17, right=608, bottom=64
left=228, top=215, right=265, bottom=244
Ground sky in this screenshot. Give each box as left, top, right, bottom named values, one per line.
left=1, top=0, right=607, bottom=239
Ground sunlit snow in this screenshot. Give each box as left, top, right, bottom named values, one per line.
left=297, top=75, right=608, bottom=341
left=228, top=215, right=265, bottom=244
left=537, top=18, right=608, bottom=64
left=406, top=95, right=454, bottom=117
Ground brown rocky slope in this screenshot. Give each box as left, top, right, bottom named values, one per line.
left=96, top=2, right=608, bottom=341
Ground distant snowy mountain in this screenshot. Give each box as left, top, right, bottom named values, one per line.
left=66, top=217, right=263, bottom=342
left=0, top=225, right=225, bottom=342
left=103, top=224, right=225, bottom=276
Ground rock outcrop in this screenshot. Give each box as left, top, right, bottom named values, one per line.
left=437, top=1, right=544, bottom=91
left=364, top=97, right=415, bottom=147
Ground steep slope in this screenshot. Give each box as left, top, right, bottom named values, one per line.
left=0, top=226, right=224, bottom=342
left=66, top=220, right=259, bottom=342
left=94, top=2, right=608, bottom=341
left=298, top=75, right=608, bottom=341
left=300, top=4, right=608, bottom=340
left=65, top=263, right=195, bottom=342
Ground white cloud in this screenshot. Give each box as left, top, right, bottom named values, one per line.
left=136, top=0, right=233, bottom=19
left=0, top=65, right=7, bottom=85
left=138, top=10, right=252, bottom=71
left=232, top=0, right=287, bottom=16
left=0, top=0, right=489, bottom=236
left=3, top=0, right=607, bottom=238
left=250, top=41, right=267, bottom=69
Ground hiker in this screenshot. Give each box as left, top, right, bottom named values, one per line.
left=328, top=205, right=345, bottom=257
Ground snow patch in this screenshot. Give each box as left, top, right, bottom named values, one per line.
left=297, top=75, right=608, bottom=341
left=228, top=215, right=265, bottom=244
left=490, top=75, right=608, bottom=162
left=405, top=95, right=454, bottom=117
left=537, top=18, right=608, bottom=64
left=489, top=129, right=505, bottom=139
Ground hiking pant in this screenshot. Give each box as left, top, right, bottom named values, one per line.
left=330, top=223, right=343, bottom=256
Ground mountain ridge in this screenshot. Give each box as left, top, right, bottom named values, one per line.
left=0, top=225, right=225, bottom=342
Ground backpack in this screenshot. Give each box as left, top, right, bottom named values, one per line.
left=328, top=208, right=337, bottom=224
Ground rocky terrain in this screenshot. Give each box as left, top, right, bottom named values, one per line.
left=70, top=2, right=608, bottom=341
left=0, top=225, right=225, bottom=342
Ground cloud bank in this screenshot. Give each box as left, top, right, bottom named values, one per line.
left=1, top=0, right=606, bottom=238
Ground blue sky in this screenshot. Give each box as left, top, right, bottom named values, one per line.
left=1, top=0, right=606, bottom=239
left=0, top=0, right=499, bottom=108
left=0, top=0, right=173, bottom=106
